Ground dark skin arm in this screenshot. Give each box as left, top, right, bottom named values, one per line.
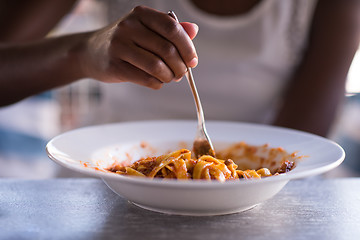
left=0, top=0, right=78, bottom=42
left=274, top=0, right=360, bottom=137
left=0, top=33, right=89, bottom=105
left=0, top=3, right=198, bottom=106
left=1, top=0, right=358, bottom=138
left=0, top=0, right=81, bottom=105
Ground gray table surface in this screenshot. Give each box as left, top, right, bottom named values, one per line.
left=0, top=178, right=360, bottom=240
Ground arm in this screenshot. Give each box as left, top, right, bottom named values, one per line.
left=273, top=0, right=360, bottom=137
left=0, top=0, right=78, bottom=42
left=0, top=33, right=88, bottom=106
left=0, top=5, right=199, bottom=107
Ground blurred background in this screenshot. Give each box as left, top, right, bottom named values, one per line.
left=0, top=0, right=359, bottom=178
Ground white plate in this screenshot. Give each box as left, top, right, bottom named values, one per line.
left=46, top=120, right=345, bottom=216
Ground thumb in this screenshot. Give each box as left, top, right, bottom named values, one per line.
left=180, top=22, right=199, bottom=40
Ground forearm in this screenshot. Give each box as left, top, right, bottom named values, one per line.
left=273, top=0, right=360, bottom=137
left=0, top=0, right=77, bottom=42
left=0, top=6, right=199, bottom=107
left=273, top=70, right=347, bottom=138
left=0, top=32, right=90, bottom=106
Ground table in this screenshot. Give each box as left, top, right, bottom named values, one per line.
left=1, top=178, right=359, bottom=240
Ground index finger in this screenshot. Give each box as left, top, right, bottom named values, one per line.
left=133, top=6, right=198, bottom=68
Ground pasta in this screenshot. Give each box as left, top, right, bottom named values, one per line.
left=107, top=145, right=297, bottom=182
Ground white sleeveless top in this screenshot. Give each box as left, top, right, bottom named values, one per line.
left=98, top=0, right=318, bottom=123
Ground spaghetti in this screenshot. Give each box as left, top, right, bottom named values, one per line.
left=107, top=144, right=297, bottom=182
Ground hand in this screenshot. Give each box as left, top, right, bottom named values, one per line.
left=81, top=5, right=199, bottom=89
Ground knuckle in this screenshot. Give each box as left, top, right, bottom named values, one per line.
left=164, top=20, right=182, bottom=39
left=132, top=5, right=147, bottom=15
left=148, top=59, right=165, bottom=77
left=116, top=18, right=131, bottom=30
left=160, top=42, right=177, bottom=58
left=118, top=5, right=146, bottom=29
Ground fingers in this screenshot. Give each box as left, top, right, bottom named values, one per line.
left=107, top=59, right=163, bottom=89
left=180, top=22, right=199, bottom=40
left=133, top=6, right=198, bottom=68
left=121, top=19, right=188, bottom=80
left=90, top=5, right=199, bottom=88
left=110, top=39, right=174, bottom=83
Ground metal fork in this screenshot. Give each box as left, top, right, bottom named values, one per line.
left=168, top=11, right=215, bottom=158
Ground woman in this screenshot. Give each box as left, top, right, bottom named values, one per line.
left=1, top=0, right=359, bottom=137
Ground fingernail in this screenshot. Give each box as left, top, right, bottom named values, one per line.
left=193, top=24, right=199, bottom=34
left=174, top=77, right=183, bottom=83
left=189, top=57, right=198, bottom=68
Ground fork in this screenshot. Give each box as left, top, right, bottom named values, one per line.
left=168, top=11, right=215, bottom=158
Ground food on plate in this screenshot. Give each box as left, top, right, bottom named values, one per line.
left=106, top=142, right=302, bottom=182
